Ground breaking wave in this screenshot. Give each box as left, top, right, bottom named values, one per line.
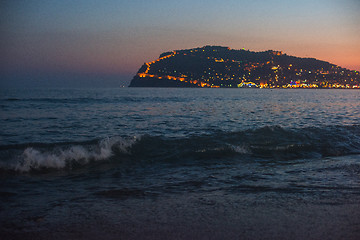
left=1, top=125, right=360, bottom=173
left=0, top=136, right=139, bottom=172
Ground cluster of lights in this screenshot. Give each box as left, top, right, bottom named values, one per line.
left=137, top=46, right=360, bottom=88
left=137, top=50, right=219, bottom=87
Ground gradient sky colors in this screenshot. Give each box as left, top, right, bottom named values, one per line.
left=1, top=0, right=359, bottom=87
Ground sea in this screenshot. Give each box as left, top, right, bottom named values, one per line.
left=1, top=88, right=360, bottom=239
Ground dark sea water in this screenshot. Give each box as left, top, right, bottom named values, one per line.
left=1, top=88, right=360, bottom=239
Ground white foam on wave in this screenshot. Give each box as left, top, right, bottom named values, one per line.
left=229, top=144, right=250, bottom=154
left=14, top=136, right=140, bottom=172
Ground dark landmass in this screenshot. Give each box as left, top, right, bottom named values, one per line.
left=129, top=45, right=360, bottom=88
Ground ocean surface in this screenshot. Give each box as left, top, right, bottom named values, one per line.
left=1, top=88, right=360, bottom=239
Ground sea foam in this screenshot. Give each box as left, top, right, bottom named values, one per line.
left=13, top=136, right=139, bottom=172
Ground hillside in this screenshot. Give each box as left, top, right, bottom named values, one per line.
left=129, top=46, right=360, bottom=88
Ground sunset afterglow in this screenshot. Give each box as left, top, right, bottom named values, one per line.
left=1, top=0, right=359, bottom=87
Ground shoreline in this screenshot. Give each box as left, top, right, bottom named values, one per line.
left=2, top=191, right=360, bottom=240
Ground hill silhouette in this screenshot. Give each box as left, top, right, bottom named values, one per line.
left=129, top=46, right=360, bottom=88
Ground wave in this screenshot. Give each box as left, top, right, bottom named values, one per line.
left=0, top=136, right=139, bottom=172
left=1, top=125, right=360, bottom=173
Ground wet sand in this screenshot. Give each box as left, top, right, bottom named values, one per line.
left=2, top=191, right=360, bottom=240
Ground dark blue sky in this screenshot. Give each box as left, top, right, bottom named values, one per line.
left=1, top=0, right=359, bottom=87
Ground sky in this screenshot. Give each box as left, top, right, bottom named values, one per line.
left=1, top=0, right=360, bottom=88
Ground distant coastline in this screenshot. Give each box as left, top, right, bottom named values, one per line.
left=129, top=46, right=360, bottom=88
